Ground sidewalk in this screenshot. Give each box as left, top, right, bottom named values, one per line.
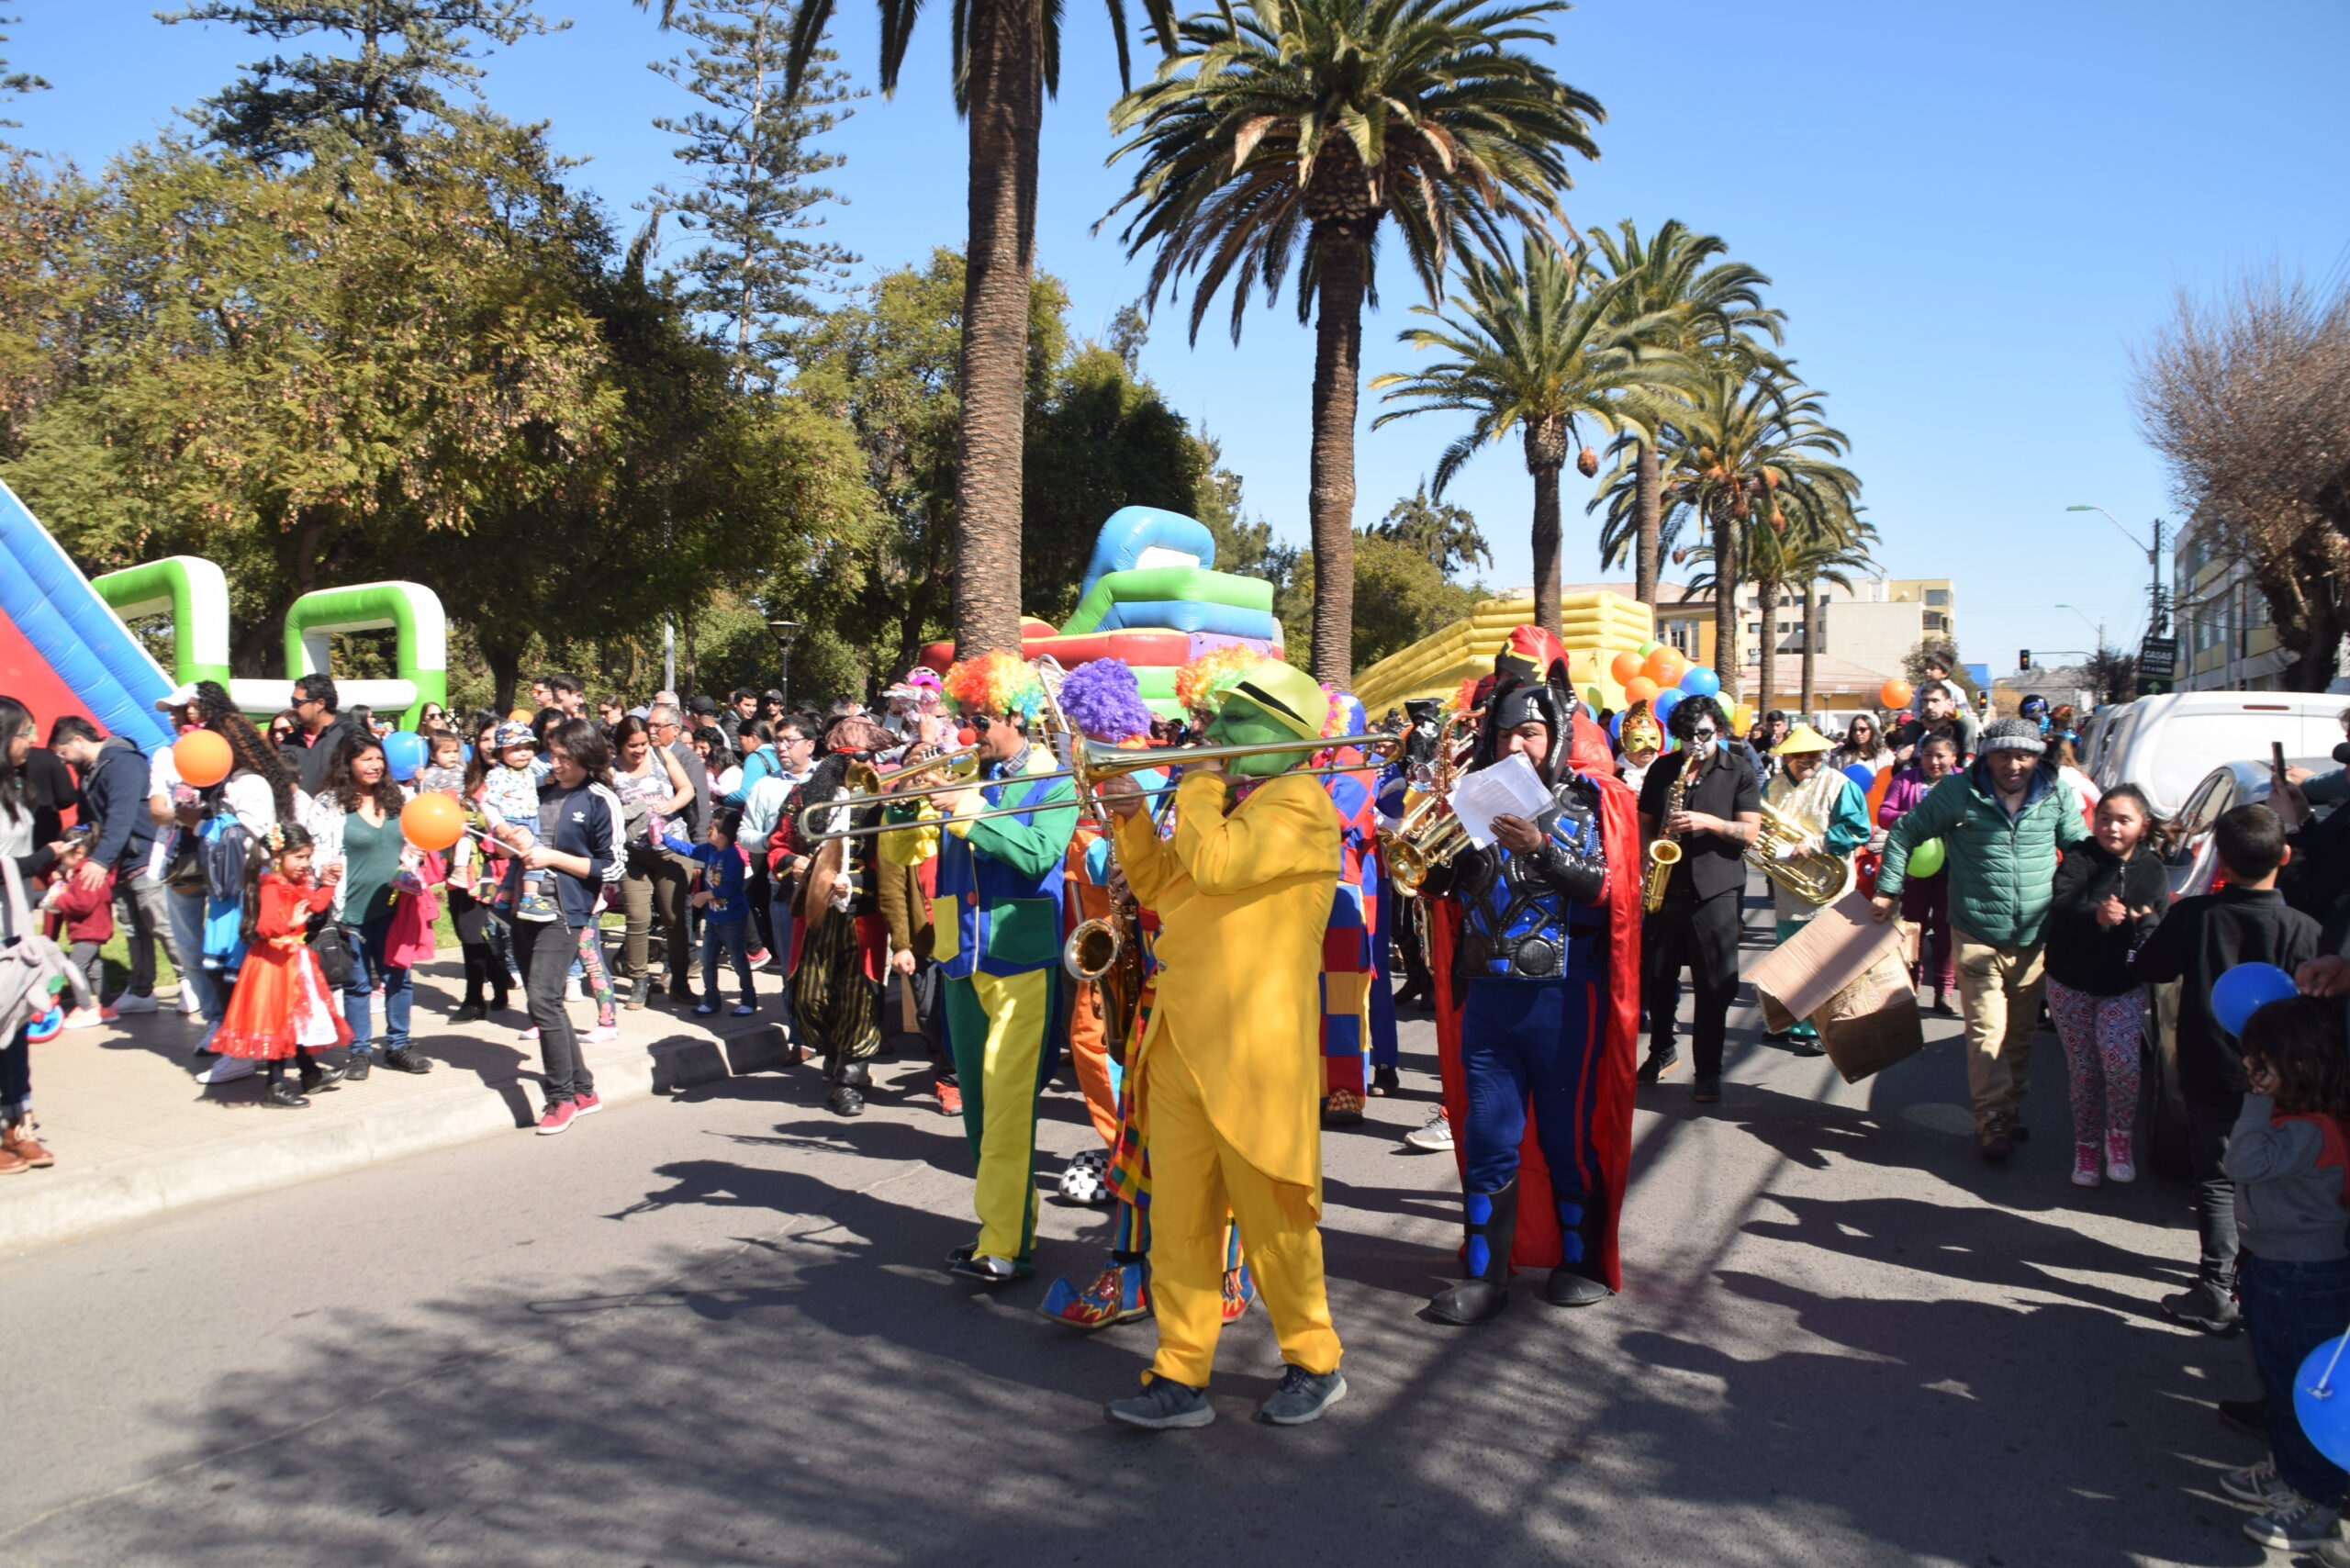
left=0, top=955, right=798, bottom=1254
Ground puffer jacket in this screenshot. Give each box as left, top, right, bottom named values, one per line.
left=1876, top=759, right=2090, bottom=948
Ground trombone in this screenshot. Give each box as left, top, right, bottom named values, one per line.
left=797, top=730, right=1404, bottom=843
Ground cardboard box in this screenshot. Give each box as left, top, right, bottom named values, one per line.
left=1747, top=890, right=1927, bottom=1084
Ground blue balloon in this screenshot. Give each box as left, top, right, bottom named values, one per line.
left=1607, top=711, right=1623, bottom=739
left=1842, top=762, right=1874, bottom=788
left=383, top=729, right=428, bottom=783
left=1652, top=689, right=1682, bottom=725
left=2211, top=961, right=2300, bottom=1038
left=1679, top=665, right=1721, bottom=699
left=2299, top=1336, right=2350, bottom=1469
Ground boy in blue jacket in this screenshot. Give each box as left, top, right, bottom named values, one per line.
left=663, top=806, right=757, bottom=1016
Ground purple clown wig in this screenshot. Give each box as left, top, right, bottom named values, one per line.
left=1058, top=658, right=1155, bottom=744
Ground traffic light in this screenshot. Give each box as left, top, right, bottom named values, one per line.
left=2018, top=649, right=2031, bottom=671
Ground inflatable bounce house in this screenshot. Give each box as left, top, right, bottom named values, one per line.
left=1356, top=589, right=1658, bottom=717
left=0, top=477, right=448, bottom=744
left=920, top=506, right=1281, bottom=720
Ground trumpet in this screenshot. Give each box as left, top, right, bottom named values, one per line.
left=800, top=730, right=1404, bottom=842
left=844, top=744, right=979, bottom=796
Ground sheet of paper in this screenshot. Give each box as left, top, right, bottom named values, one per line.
left=1447, top=752, right=1553, bottom=848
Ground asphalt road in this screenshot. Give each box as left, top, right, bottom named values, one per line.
left=0, top=904, right=2288, bottom=1568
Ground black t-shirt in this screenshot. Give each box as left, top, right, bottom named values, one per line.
left=1638, top=745, right=1762, bottom=902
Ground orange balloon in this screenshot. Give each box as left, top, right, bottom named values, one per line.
left=400, top=791, right=465, bottom=853
left=1609, top=651, right=1644, bottom=686
left=172, top=729, right=233, bottom=789
left=1643, top=647, right=1685, bottom=686
left=1879, top=678, right=1914, bottom=710
left=509, top=708, right=532, bottom=724
left=1622, top=675, right=1661, bottom=705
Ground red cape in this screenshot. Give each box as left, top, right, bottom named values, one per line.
left=1433, top=710, right=1642, bottom=1290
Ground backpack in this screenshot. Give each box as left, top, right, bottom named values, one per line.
left=0, top=857, right=75, bottom=1040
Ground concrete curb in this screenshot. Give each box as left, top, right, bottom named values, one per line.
left=0, top=1023, right=800, bottom=1256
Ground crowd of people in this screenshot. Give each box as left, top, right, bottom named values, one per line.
left=6, top=633, right=2350, bottom=1546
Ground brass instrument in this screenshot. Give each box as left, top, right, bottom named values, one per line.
left=1382, top=708, right=1481, bottom=899
left=1063, top=886, right=1146, bottom=1058
left=844, top=744, right=979, bottom=797
left=801, top=729, right=1404, bottom=842
left=1746, top=798, right=1852, bottom=905
left=1643, top=757, right=1691, bottom=913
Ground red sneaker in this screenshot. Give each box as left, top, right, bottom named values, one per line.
left=536, top=1099, right=578, bottom=1136
left=935, top=1079, right=963, bottom=1116
left=570, top=1092, right=603, bottom=1119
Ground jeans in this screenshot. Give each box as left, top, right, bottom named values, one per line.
left=516, top=918, right=594, bottom=1103
left=2242, top=1252, right=2350, bottom=1501
left=769, top=884, right=798, bottom=1036
left=162, top=879, right=223, bottom=1033
left=2187, top=1092, right=2244, bottom=1290
left=701, top=919, right=755, bottom=1007
left=112, top=868, right=188, bottom=1002
left=341, top=913, right=413, bottom=1058
left=0, top=1021, right=28, bottom=1121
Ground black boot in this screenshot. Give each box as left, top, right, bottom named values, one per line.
left=264, top=1079, right=310, bottom=1109
left=1428, top=1179, right=1516, bottom=1325
left=826, top=1058, right=868, bottom=1117
left=297, top=1053, right=344, bottom=1093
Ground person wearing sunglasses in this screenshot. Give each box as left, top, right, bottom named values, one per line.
left=1635, top=695, right=1762, bottom=1105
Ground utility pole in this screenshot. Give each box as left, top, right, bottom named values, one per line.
left=2148, top=517, right=2167, bottom=635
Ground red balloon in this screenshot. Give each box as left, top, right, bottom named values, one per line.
left=173, top=730, right=233, bottom=789
left=401, top=792, right=465, bottom=853
left=1609, top=651, right=1644, bottom=686
left=1879, top=678, right=1914, bottom=710
left=1622, top=675, right=1661, bottom=705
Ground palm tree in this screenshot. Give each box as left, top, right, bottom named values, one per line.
left=1648, top=365, right=1858, bottom=703
left=1101, top=0, right=1603, bottom=682
left=638, top=0, right=1176, bottom=659
left=1583, top=219, right=1782, bottom=606
left=1367, top=237, right=1681, bottom=635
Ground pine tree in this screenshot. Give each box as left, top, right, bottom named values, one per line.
left=0, top=13, right=50, bottom=129
left=159, top=0, right=564, bottom=171
left=650, top=0, right=856, bottom=390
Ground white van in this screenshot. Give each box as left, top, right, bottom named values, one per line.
left=2084, top=690, right=2349, bottom=819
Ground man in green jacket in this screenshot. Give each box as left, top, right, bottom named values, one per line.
left=1872, top=718, right=2090, bottom=1159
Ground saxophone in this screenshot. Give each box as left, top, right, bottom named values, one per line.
left=1643, top=759, right=1689, bottom=913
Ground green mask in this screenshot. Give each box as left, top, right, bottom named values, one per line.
left=1206, top=695, right=1312, bottom=778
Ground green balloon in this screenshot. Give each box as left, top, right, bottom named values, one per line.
left=1636, top=640, right=1662, bottom=656
left=1906, top=837, right=1947, bottom=878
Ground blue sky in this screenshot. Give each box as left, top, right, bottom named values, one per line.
left=10, top=0, right=2349, bottom=673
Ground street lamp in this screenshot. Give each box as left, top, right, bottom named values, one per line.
left=767, top=620, right=801, bottom=711
left=2053, top=603, right=2106, bottom=648
left=2066, top=504, right=2168, bottom=636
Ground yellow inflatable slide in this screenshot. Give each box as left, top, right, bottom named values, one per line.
left=1354, top=590, right=1656, bottom=717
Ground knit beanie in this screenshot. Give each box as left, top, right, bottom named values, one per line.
left=1977, top=718, right=2046, bottom=756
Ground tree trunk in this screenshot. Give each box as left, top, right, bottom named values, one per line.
left=1525, top=420, right=1565, bottom=638
left=1755, top=578, right=1779, bottom=716
left=1306, top=224, right=1368, bottom=685
left=950, top=0, right=1044, bottom=660
left=1633, top=441, right=1662, bottom=608
left=1800, top=580, right=1818, bottom=715
left=1711, top=504, right=1738, bottom=703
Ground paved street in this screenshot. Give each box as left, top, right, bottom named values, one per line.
left=0, top=908, right=2284, bottom=1568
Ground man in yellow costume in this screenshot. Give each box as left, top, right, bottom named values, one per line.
left=1097, top=656, right=1348, bottom=1429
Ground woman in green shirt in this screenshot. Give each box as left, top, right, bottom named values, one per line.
left=304, top=736, right=435, bottom=1081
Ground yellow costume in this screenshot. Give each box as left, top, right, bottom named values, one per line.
left=1111, top=767, right=1343, bottom=1387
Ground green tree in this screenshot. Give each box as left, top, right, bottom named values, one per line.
left=1585, top=219, right=1781, bottom=606
left=659, top=0, right=1181, bottom=663
left=0, top=11, right=49, bottom=129
left=1370, top=480, right=1488, bottom=580
left=1371, top=238, right=1676, bottom=633
left=162, top=0, right=565, bottom=172
left=1102, top=0, right=1603, bottom=685
left=649, top=0, right=858, bottom=391
left=1024, top=342, right=1203, bottom=624
left=1650, top=365, right=1859, bottom=702
left=0, top=151, right=95, bottom=463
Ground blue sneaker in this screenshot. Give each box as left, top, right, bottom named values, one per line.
left=693, top=1002, right=718, bottom=1016
left=1106, top=1375, right=1213, bottom=1430
left=730, top=1002, right=756, bottom=1017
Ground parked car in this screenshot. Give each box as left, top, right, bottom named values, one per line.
left=2136, top=758, right=2336, bottom=1177
left=2084, top=690, right=2350, bottom=820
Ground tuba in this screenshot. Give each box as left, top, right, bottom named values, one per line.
left=1643, top=757, right=1690, bottom=913
left=1746, top=799, right=1852, bottom=905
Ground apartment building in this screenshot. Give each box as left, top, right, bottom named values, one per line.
left=2173, top=520, right=2294, bottom=691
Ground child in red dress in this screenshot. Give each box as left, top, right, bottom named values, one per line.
left=210, top=824, right=352, bottom=1108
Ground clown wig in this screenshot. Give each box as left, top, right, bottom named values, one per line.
left=1173, top=644, right=1259, bottom=716
left=943, top=651, right=1046, bottom=722
left=1058, top=658, right=1155, bottom=744
left=899, top=666, right=944, bottom=706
